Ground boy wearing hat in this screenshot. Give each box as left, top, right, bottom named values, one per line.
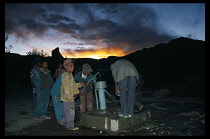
left=74, top=63, right=94, bottom=113
left=59, top=59, right=84, bottom=131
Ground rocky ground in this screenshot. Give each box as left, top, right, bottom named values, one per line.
left=5, top=85, right=205, bottom=136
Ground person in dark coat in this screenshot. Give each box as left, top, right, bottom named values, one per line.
left=110, top=59, right=140, bottom=118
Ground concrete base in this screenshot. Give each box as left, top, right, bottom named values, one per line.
left=80, top=109, right=151, bottom=132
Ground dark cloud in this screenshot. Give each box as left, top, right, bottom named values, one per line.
left=5, top=3, right=78, bottom=39
left=5, top=3, right=174, bottom=55
left=5, top=4, right=48, bottom=39
left=75, top=4, right=174, bottom=53
left=41, top=13, right=75, bottom=23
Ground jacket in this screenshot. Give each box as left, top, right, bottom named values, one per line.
left=110, top=59, right=139, bottom=89
left=50, top=75, right=62, bottom=96
left=40, top=68, right=54, bottom=90
left=60, top=71, right=82, bottom=102
left=74, top=71, right=94, bottom=93
left=30, top=65, right=41, bottom=88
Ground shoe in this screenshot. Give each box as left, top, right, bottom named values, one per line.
left=67, top=127, right=79, bottom=131
left=57, top=121, right=65, bottom=126
left=118, top=113, right=128, bottom=118
left=40, top=116, right=51, bottom=119
left=33, top=117, right=41, bottom=120
left=128, top=115, right=133, bottom=118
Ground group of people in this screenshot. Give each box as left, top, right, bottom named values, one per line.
left=30, top=58, right=95, bottom=131
left=30, top=58, right=144, bottom=131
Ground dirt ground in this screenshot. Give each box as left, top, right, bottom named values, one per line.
left=5, top=85, right=205, bottom=136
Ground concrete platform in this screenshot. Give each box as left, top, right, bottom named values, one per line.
left=80, top=109, right=151, bottom=132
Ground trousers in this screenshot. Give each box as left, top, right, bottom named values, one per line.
left=51, top=95, right=64, bottom=121
left=118, top=76, right=137, bottom=116
left=33, top=89, right=50, bottom=118
left=61, top=101, right=76, bottom=130
left=79, top=91, right=93, bottom=113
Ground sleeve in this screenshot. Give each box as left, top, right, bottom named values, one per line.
left=49, top=74, right=54, bottom=85
left=73, top=73, right=79, bottom=83
left=31, top=69, right=41, bottom=88
left=71, top=75, right=81, bottom=95
left=88, top=73, right=94, bottom=84
left=115, top=83, right=119, bottom=90
left=75, top=82, right=82, bottom=88
left=111, top=64, right=119, bottom=89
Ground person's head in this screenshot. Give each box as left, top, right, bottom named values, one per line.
left=58, top=62, right=63, bottom=69
left=33, top=58, right=42, bottom=67
left=63, top=59, right=74, bottom=72
left=41, top=61, right=48, bottom=70
left=82, top=63, right=93, bottom=75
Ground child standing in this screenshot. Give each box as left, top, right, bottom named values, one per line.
left=33, top=61, right=54, bottom=120
left=59, top=59, right=84, bottom=131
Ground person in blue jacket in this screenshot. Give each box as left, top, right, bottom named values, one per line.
left=74, top=63, right=94, bottom=113
left=30, top=58, right=42, bottom=106
left=50, top=73, right=64, bottom=124
left=33, top=61, right=54, bottom=120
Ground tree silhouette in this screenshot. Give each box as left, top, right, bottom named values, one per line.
left=26, top=48, right=49, bottom=57
left=5, top=35, right=12, bottom=53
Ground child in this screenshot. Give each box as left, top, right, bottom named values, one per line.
left=33, top=61, right=54, bottom=120
left=59, top=59, right=84, bottom=131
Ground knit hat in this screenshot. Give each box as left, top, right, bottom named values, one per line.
left=63, top=58, right=74, bottom=68
left=33, top=58, right=42, bottom=65
left=82, top=63, right=93, bottom=72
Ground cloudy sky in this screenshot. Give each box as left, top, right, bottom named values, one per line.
left=5, top=3, right=205, bottom=59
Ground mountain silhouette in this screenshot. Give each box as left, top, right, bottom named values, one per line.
left=5, top=37, right=205, bottom=97
left=122, top=37, right=205, bottom=85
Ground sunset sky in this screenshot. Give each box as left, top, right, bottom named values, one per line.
left=5, top=3, right=205, bottom=59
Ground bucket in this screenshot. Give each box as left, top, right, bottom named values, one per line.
left=94, top=81, right=107, bottom=88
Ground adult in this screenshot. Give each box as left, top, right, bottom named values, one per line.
left=110, top=59, right=140, bottom=118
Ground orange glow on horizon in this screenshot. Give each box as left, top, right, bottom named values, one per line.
left=61, top=47, right=133, bottom=59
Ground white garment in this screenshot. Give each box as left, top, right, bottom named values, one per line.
left=82, top=72, right=87, bottom=79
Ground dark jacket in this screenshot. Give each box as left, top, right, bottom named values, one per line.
left=40, top=68, right=54, bottom=90
left=74, top=71, right=94, bottom=93
left=110, top=59, right=140, bottom=89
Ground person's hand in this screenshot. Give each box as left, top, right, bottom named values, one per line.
left=86, top=83, right=92, bottom=86
left=115, top=88, right=120, bottom=96
left=80, top=82, right=85, bottom=86
left=116, top=88, right=120, bottom=93
left=73, top=94, right=78, bottom=99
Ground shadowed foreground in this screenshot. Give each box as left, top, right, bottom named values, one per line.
left=5, top=85, right=205, bottom=136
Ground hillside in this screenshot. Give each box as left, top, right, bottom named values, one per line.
left=123, top=37, right=205, bottom=85
left=5, top=37, right=205, bottom=96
